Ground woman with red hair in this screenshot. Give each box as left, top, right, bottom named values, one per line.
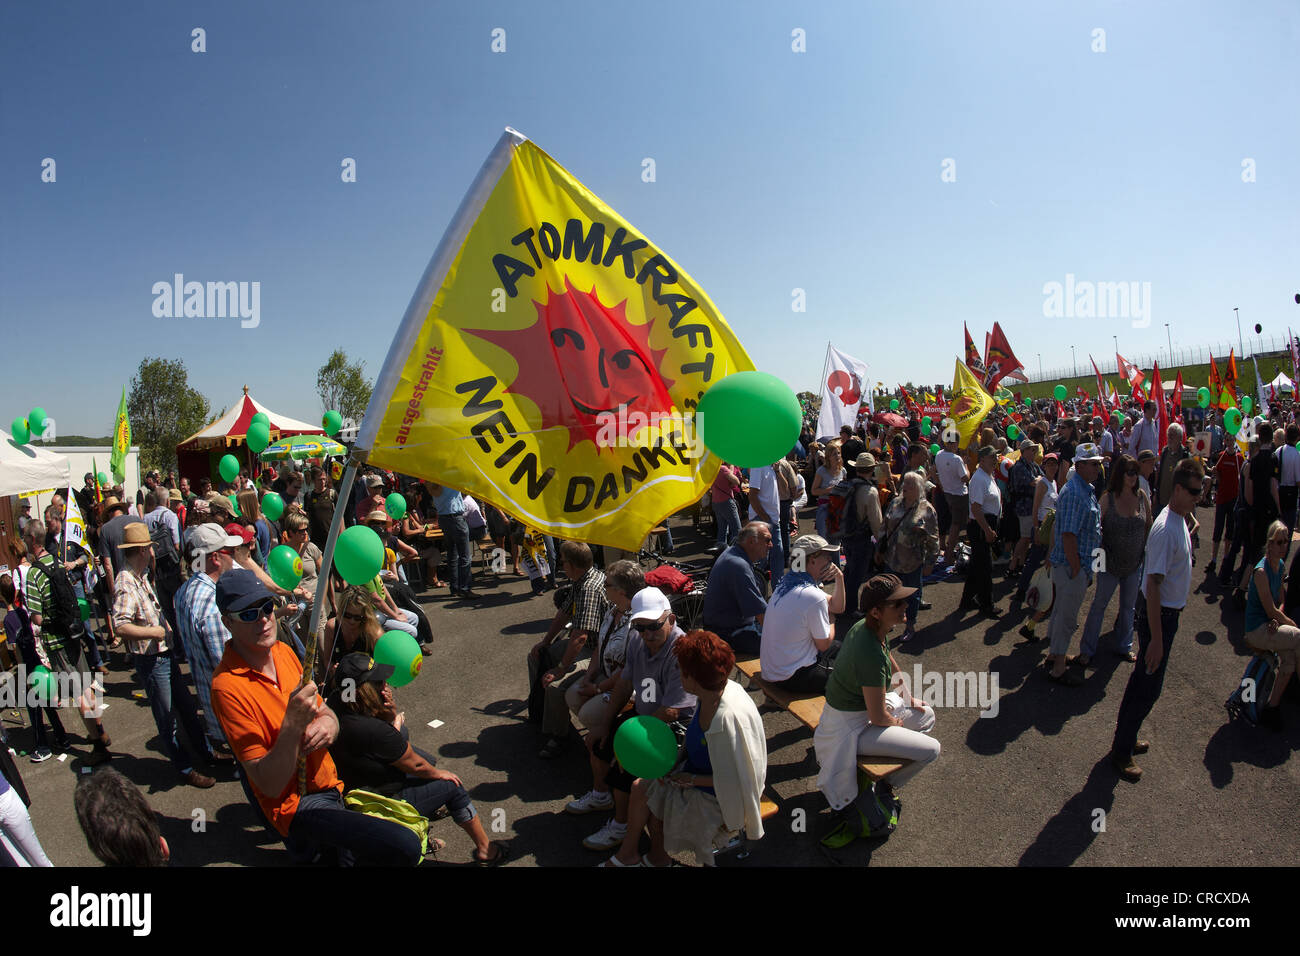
left=600, top=629, right=767, bottom=867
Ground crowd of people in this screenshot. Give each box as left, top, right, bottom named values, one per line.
left=2, top=385, right=1298, bottom=866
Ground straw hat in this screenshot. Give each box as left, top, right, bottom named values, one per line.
left=117, top=523, right=153, bottom=550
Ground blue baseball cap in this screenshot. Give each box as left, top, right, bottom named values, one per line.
left=216, top=568, right=273, bottom=615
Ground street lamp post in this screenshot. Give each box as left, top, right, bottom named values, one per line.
left=1165, top=323, right=1172, bottom=367
left=1037, top=352, right=1043, bottom=381
left=1234, top=307, right=1243, bottom=359
left=1071, top=345, right=1077, bottom=379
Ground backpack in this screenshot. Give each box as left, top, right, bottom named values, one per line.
left=824, top=478, right=857, bottom=541
left=148, top=517, right=183, bottom=589
left=820, top=775, right=899, bottom=849
left=344, top=789, right=430, bottom=856
left=1224, top=653, right=1278, bottom=727
left=29, top=556, right=81, bottom=638
left=840, top=479, right=876, bottom=545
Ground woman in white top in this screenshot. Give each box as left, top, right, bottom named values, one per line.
left=810, top=443, right=846, bottom=539
left=1012, top=452, right=1065, bottom=610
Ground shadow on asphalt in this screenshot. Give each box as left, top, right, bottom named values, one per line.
left=1202, top=719, right=1299, bottom=788
left=1017, top=757, right=1119, bottom=865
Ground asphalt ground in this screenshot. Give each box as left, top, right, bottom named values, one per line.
left=7, top=501, right=1298, bottom=868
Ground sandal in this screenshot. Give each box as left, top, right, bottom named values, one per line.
left=474, top=842, right=510, bottom=866
left=424, top=836, right=448, bottom=857
left=1123, top=650, right=1138, bottom=663
left=597, top=854, right=638, bottom=867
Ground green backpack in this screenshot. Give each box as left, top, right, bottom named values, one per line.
left=344, top=789, right=430, bottom=856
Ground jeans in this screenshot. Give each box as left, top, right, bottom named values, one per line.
left=377, top=607, right=419, bottom=639
left=815, top=501, right=829, bottom=539
left=889, top=566, right=924, bottom=626
left=1110, top=606, right=1179, bottom=761
left=1080, top=569, right=1141, bottom=657
left=397, top=749, right=477, bottom=825
left=288, top=788, right=423, bottom=866
left=133, top=651, right=210, bottom=776
left=14, top=635, right=66, bottom=749
left=1282, top=486, right=1298, bottom=535
left=438, top=513, right=473, bottom=592
left=778, top=499, right=793, bottom=568
left=842, top=538, right=875, bottom=621
left=713, top=499, right=741, bottom=547
left=714, top=623, right=762, bottom=657
left=767, top=521, right=785, bottom=582
left=1212, top=501, right=1236, bottom=545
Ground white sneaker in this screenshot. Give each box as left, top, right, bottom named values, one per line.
left=565, top=790, right=614, bottom=815
left=582, top=819, right=627, bottom=850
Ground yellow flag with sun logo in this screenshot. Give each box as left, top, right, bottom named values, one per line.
left=949, top=359, right=996, bottom=448
left=358, top=129, right=754, bottom=549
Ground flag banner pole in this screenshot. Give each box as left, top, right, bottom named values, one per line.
left=356, top=128, right=527, bottom=454
left=298, top=453, right=362, bottom=794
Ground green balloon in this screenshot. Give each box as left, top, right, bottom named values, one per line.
left=921, top=416, right=932, bottom=429
left=1220, top=389, right=1233, bottom=407
left=250, top=412, right=270, bottom=427
left=1242, top=395, right=1253, bottom=416
left=1197, top=387, right=1211, bottom=409
left=219, top=454, right=240, bottom=483
left=1054, top=385, right=1067, bottom=401
left=228, top=495, right=242, bottom=517
left=929, top=442, right=940, bottom=456
left=374, top=630, right=423, bottom=687
left=261, top=491, right=285, bottom=521
left=613, top=714, right=678, bottom=779
left=920, top=422, right=931, bottom=437
left=27, top=407, right=47, bottom=438
left=246, top=421, right=271, bottom=454
left=97, top=471, right=110, bottom=486
left=10, top=417, right=29, bottom=444
left=268, top=545, right=304, bottom=590
left=1024, top=397, right=1032, bottom=408
left=385, top=493, right=407, bottom=520
left=1224, top=408, right=1242, bottom=435
left=1007, top=424, right=1020, bottom=441
left=335, top=525, right=385, bottom=585
left=323, top=409, right=343, bottom=436
left=78, top=597, right=91, bottom=621
left=889, top=399, right=900, bottom=410
left=695, top=371, right=801, bottom=469
left=29, top=666, right=57, bottom=707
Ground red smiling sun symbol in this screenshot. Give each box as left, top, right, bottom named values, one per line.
left=468, top=277, right=676, bottom=452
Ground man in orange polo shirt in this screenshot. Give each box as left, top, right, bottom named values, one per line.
left=209, top=569, right=420, bottom=866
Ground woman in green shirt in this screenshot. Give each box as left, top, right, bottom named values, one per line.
left=814, top=574, right=941, bottom=814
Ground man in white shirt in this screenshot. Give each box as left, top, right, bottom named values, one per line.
left=1109, top=457, right=1202, bottom=782
left=747, top=463, right=784, bottom=581
left=935, top=432, right=970, bottom=565
left=1276, top=422, right=1300, bottom=533
left=760, top=535, right=845, bottom=694
left=959, top=446, right=1003, bottom=617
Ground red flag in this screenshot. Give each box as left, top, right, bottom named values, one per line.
left=1208, top=350, right=1224, bottom=408
left=964, top=324, right=986, bottom=378
left=1151, top=363, right=1168, bottom=453
left=1055, top=399, right=1066, bottom=419
left=1093, top=398, right=1107, bottom=422
left=1090, top=356, right=1107, bottom=404
left=1076, top=386, right=1088, bottom=400
left=1223, top=348, right=1239, bottom=405
left=936, top=385, right=946, bottom=408
left=1117, top=352, right=1145, bottom=390
left=1110, top=386, right=1121, bottom=411
left=898, top=384, right=919, bottom=415
left=1172, top=370, right=1184, bottom=423
left=983, top=322, right=1025, bottom=391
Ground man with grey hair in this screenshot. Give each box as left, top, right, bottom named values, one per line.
left=1154, top=422, right=1189, bottom=516
left=761, top=534, right=845, bottom=693
left=701, top=521, right=772, bottom=655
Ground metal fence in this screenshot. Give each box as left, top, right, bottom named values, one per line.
left=1025, top=333, right=1297, bottom=383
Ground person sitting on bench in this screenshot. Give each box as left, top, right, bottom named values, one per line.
left=759, top=534, right=846, bottom=694
left=814, top=575, right=940, bottom=816
left=700, top=522, right=772, bottom=655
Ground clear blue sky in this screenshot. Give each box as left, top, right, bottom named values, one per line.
left=3, top=0, right=1296, bottom=435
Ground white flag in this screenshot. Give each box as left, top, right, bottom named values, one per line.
left=1254, top=355, right=1270, bottom=418
left=817, top=345, right=870, bottom=440
left=64, top=486, right=88, bottom=556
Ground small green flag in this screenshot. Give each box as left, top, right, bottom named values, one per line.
left=110, top=386, right=131, bottom=484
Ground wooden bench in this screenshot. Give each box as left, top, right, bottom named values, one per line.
left=734, top=658, right=911, bottom=782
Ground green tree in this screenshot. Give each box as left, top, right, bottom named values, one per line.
left=316, top=349, right=373, bottom=423
left=127, top=357, right=211, bottom=474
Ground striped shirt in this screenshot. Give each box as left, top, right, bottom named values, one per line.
left=23, top=553, right=72, bottom=653
left=175, top=572, right=231, bottom=743
left=111, top=565, right=169, bottom=656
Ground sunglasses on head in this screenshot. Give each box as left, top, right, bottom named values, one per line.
left=633, top=617, right=668, bottom=632
left=234, top=600, right=275, bottom=623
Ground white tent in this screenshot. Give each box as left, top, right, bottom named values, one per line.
left=1, top=429, right=72, bottom=498
left=1269, top=372, right=1294, bottom=394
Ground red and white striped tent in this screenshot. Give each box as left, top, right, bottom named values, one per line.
left=176, top=386, right=325, bottom=485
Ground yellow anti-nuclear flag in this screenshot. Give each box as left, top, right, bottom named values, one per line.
left=358, top=129, right=754, bottom=549
left=949, top=358, right=995, bottom=447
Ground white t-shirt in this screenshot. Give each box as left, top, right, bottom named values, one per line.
left=760, top=576, right=831, bottom=682
left=1036, top=476, right=1060, bottom=522
left=969, top=468, right=1001, bottom=518
left=749, top=466, right=781, bottom=524
left=936, top=450, right=968, bottom=496
left=1143, top=506, right=1192, bottom=609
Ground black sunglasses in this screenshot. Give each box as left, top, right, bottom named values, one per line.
left=633, top=617, right=668, bottom=633
left=234, top=600, right=276, bottom=623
